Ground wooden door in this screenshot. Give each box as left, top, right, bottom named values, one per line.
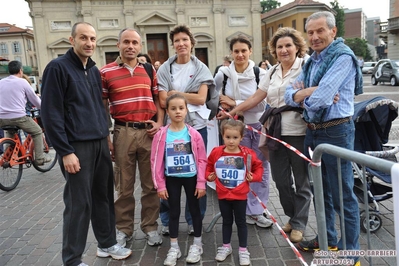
left=105, top=52, right=119, bottom=64
left=195, top=48, right=208, bottom=67
left=146, top=34, right=168, bottom=64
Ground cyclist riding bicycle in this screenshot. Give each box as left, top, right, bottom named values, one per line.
left=0, top=60, right=50, bottom=165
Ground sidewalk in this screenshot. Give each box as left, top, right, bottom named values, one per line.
left=0, top=162, right=396, bottom=265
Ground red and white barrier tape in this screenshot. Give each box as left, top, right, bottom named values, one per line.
left=218, top=107, right=321, bottom=167
left=219, top=107, right=316, bottom=265
left=250, top=189, right=309, bottom=266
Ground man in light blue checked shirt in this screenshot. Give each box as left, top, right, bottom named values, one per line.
left=284, top=11, right=362, bottom=266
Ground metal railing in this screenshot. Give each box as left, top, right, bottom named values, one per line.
left=309, top=144, right=399, bottom=266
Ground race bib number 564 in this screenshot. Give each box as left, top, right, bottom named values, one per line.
left=165, top=142, right=196, bottom=175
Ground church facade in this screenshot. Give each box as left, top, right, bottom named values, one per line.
left=26, top=0, right=263, bottom=76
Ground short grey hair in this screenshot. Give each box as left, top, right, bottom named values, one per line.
left=305, top=11, right=336, bottom=30
left=118, top=28, right=141, bottom=42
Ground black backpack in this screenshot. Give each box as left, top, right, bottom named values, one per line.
left=206, top=83, right=220, bottom=120
left=143, top=62, right=154, bottom=89
left=222, top=66, right=260, bottom=95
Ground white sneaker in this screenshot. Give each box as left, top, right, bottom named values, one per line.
left=187, top=224, right=194, bottom=235
left=186, top=244, right=203, bottom=263
left=239, top=250, right=251, bottom=266
left=161, top=225, right=169, bottom=236
left=215, top=246, right=232, bottom=261
left=96, top=243, right=132, bottom=260
left=146, top=230, right=162, bottom=246
left=116, top=230, right=132, bottom=247
left=78, top=263, right=88, bottom=266
left=163, top=247, right=181, bottom=266
left=246, top=215, right=273, bottom=228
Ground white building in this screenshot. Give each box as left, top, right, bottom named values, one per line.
left=0, top=23, right=37, bottom=78
left=26, top=0, right=263, bottom=76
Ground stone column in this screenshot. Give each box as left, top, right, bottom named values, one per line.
left=123, top=0, right=135, bottom=28
left=212, top=0, right=225, bottom=70
left=175, top=0, right=186, bottom=24
left=80, top=0, right=94, bottom=25
left=29, top=2, right=47, bottom=76
left=250, top=0, right=263, bottom=63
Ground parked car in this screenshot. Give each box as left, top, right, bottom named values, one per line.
left=371, top=59, right=399, bottom=86
left=28, top=76, right=38, bottom=92
left=362, top=61, right=377, bottom=74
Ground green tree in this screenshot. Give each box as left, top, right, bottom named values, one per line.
left=260, top=0, right=281, bottom=14
left=345, top=38, right=372, bottom=61
left=330, top=0, right=345, bottom=37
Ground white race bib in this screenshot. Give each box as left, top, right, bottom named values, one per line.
left=165, top=141, right=196, bottom=176
left=215, top=156, right=246, bottom=188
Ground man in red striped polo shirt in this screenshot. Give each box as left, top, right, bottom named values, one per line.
left=101, top=28, right=165, bottom=248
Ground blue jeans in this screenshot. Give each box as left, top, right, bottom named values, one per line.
left=304, top=120, right=360, bottom=251
left=160, top=126, right=207, bottom=226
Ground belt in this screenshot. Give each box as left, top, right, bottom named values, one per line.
left=307, top=117, right=351, bottom=130
left=114, top=120, right=152, bottom=129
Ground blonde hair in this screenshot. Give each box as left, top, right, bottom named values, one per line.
left=268, top=27, right=308, bottom=59
left=22, top=74, right=32, bottom=85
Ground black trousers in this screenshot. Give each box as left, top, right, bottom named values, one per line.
left=60, top=138, right=116, bottom=266
left=219, top=199, right=248, bottom=247
left=166, top=176, right=202, bottom=238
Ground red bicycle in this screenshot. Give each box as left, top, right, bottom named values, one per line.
left=0, top=110, right=57, bottom=191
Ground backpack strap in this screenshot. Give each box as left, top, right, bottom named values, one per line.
left=222, top=74, right=228, bottom=95
left=253, top=66, right=260, bottom=85
left=142, top=62, right=157, bottom=121
left=269, top=64, right=278, bottom=80
left=143, top=62, right=154, bottom=89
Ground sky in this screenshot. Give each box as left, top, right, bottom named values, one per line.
left=1, top=0, right=390, bottom=29
left=279, top=0, right=389, bottom=21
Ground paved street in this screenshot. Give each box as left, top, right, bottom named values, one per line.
left=0, top=160, right=396, bottom=266
left=357, top=74, right=399, bottom=104
left=0, top=74, right=398, bottom=265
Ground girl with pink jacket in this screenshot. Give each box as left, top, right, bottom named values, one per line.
left=151, top=94, right=207, bottom=266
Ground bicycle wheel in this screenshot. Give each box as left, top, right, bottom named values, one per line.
left=32, top=135, right=57, bottom=172
left=0, top=139, right=23, bottom=191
